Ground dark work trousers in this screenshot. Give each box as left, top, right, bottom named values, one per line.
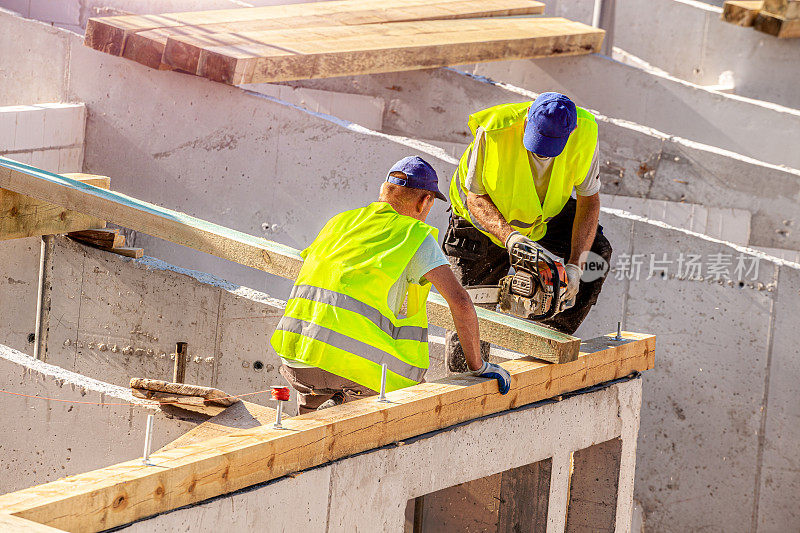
left=441, top=198, right=613, bottom=372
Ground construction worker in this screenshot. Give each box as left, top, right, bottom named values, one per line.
left=271, top=156, right=511, bottom=414
left=443, top=93, right=612, bottom=372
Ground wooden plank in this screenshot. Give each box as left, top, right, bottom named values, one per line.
left=763, top=0, right=800, bottom=18
left=85, top=0, right=545, bottom=63
left=0, top=514, right=65, bottom=532
left=68, top=228, right=124, bottom=248
left=129, top=390, right=229, bottom=416
left=721, top=1, right=763, bottom=26
left=170, top=18, right=604, bottom=84
left=0, top=157, right=579, bottom=363
left=0, top=173, right=109, bottom=241
left=754, top=9, right=800, bottom=36
left=565, top=438, right=623, bottom=532
left=129, top=378, right=239, bottom=406
left=108, top=246, right=143, bottom=258
left=158, top=401, right=280, bottom=452
left=150, top=0, right=547, bottom=72
left=0, top=333, right=654, bottom=532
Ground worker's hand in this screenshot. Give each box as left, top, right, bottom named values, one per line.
left=563, top=263, right=582, bottom=301
left=473, top=361, right=511, bottom=394
left=504, top=231, right=537, bottom=255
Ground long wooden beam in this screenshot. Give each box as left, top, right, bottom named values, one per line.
left=0, top=333, right=654, bottom=532
left=172, top=18, right=603, bottom=85
left=0, top=157, right=579, bottom=362
left=114, top=0, right=546, bottom=70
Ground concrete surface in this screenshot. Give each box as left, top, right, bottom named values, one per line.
left=0, top=342, right=199, bottom=493
left=0, top=102, right=85, bottom=172
left=574, top=208, right=800, bottom=532
left=117, top=378, right=643, bottom=533
left=611, top=0, right=800, bottom=110
left=600, top=194, right=752, bottom=245
left=542, top=0, right=800, bottom=109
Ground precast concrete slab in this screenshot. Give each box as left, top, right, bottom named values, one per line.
left=0, top=342, right=199, bottom=493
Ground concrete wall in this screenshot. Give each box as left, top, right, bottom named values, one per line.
left=0, top=236, right=449, bottom=414
left=118, top=378, right=642, bottom=533
left=612, top=0, right=800, bottom=110
left=0, top=103, right=85, bottom=172
left=0, top=342, right=198, bottom=493
left=573, top=209, right=800, bottom=532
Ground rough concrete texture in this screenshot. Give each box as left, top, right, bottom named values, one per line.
left=574, top=208, right=800, bottom=532
left=609, top=0, right=800, bottom=110
left=289, top=67, right=800, bottom=251
left=467, top=53, right=800, bottom=171
left=0, top=237, right=40, bottom=354
left=0, top=102, right=85, bottom=172
left=0, top=342, right=199, bottom=493
left=118, top=379, right=642, bottom=533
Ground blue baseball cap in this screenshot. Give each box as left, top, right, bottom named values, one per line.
left=523, top=92, right=578, bottom=157
left=386, top=156, right=447, bottom=201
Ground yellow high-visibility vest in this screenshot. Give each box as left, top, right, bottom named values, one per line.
left=449, top=101, right=598, bottom=246
left=270, top=202, right=437, bottom=392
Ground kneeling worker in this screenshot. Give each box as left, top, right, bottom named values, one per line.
left=271, top=156, right=511, bottom=414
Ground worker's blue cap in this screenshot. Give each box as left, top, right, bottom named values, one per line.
left=387, top=156, right=447, bottom=201
left=523, top=92, right=578, bottom=157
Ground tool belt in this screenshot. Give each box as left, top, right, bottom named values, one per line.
left=442, top=215, right=492, bottom=261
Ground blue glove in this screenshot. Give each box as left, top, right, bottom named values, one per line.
left=473, top=361, right=511, bottom=395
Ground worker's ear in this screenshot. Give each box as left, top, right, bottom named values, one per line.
left=417, top=193, right=434, bottom=214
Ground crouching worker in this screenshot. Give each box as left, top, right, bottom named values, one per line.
left=271, top=156, right=511, bottom=414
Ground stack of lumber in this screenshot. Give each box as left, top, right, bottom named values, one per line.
left=84, top=0, right=605, bottom=85
left=722, top=0, right=800, bottom=37
left=68, top=227, right=143, bottom=258
left=130, top=377, right=239, bottom=415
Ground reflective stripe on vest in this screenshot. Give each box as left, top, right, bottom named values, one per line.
left=275, top=316, right=428, bottom=383
left=449, top=102, right=598, bottom=246
left=288, top=284, right=427, bottom=342
left=270, top=202, right=436, bottom=393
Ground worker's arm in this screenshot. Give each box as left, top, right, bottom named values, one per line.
left=561, top=192, right=600, bottom=300
left=466, top=192, right=515, bottom=245
left=569, top=192, right=600, bottom=266
left=425, top=265, right=511, bottom=394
